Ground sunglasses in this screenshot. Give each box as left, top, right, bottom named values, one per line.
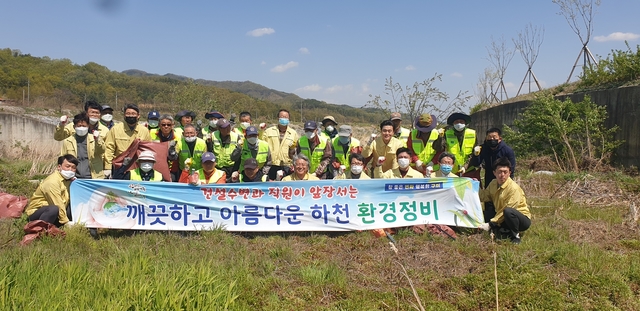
left=160, top=124, right=173, bottom=127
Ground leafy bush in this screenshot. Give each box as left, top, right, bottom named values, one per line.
left=504, top=94, right=622, bottom=172
left=579, top=43, right=640, bottom=89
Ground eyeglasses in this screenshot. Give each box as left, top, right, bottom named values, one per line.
left=160, top=124, right=173, bottom=127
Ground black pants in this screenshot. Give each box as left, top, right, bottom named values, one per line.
left=28, top=205, right=64, bottom=227
left=483, top=202, right=496, bottom=223
left=218, top=166, right=235, bottom=183
left=501, top=207, right=531, bottom=238
left=267, top=165, right=292, bottom=181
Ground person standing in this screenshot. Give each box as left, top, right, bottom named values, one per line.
left=468, top=127, right=516, bottom=187
left=296, top=121, right=333, bottom=179
left=478, top=157, right=531, bottom=244
left=103, top=104, right=151, bottom=178
left=146, top=110, right=160, bottom=131
left=174, top=110, right=196, bottom=137
left=390, top=112, right=410, bottom=147
left=235, top=125, right=271, bottom=175
left=210, top=118, right=243, bottom=181
left=407, top=113, right=440, bottom=176
left=176, top=124, right=207, bottom=172
left=150, top=115, right=181, bottom=181
left=443, top=112, right=476, bottom=175
left=55, top=100, right=109, bottom=142
left=25, top=155, right=79, bottom=227
left=99, top=104, right=116, bottom=130
left=202, top=110, right=224, bottom=138
left=320, top=116, right=338, bottom=140
left=60, top=112, right=105, bottom=179
left=362, top=120, right=404, bottom=178
left=262, top=109, right=299, bottom=180
left=331, top=125, right=362, bottom=177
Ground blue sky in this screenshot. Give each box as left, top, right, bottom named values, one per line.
left=2, top=0, right=639, bottom=111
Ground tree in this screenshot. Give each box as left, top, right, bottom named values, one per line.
left=486, top=36, right=515, bottom=102
left=513, top=23, right=545, bottom=96
left=504, top=94, right=621, bottom=172
left=474, top=67, right=500, bottom=107
left=366, top=74, right=471, bottom=127
left=553, top=0, right=600, bottom=83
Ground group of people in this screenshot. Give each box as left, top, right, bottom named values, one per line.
left=24, top=100, right=531, bottom=244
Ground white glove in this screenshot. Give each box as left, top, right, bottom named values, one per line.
left=426, top=166, right=433, bottom=175
left=59, top=115, right=68, bottom=125
left=231, top=171, right=239, bottom=182
left=459, top=166, right=466, bottom=175
left=376, top=156, right=385, bottom=167
left=415, top=160, right=423, bottom=168
left=474, top=145, right=482, bottom=156
left=259, top=123, right=267, bottom=130
left=103, top=170, right=112, bottom=179
left=339, top=165, right=346, bottom=175
left=437, top=128, right=445, bottom=137
left=184, top=158, right=193, bottom=170
left=478, top=223, right=491, bottom=231
left=206, top=133, right=212, bottom=141
left=368, top=133, right=377, bottom=145
left=93, top=130, right=100, bottom=139
left=276, top=170, right=284, bottom=181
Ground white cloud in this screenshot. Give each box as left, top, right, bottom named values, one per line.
left=261, top=61, right=266, bottom=65
left=405, top=65, right=416, bottom=71
left=270, top=61, right=299, bottom=73
left=299, top=47, right=310, bottom=54
left=295, top=84, right=322, bottom=92
left=325, top=85, right=353, bottom=94
left=451, top=72, right=463, bottom=78
left=246, top=28, right=275, bottom=37
left=594, top=32, right=640, bottom=42
left=361, top=83, right=370, bottom=93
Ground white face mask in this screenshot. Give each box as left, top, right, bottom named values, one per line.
left=209, top=119, right=218, bottom=128
left=398, top=158, right=410, bottom=169
left=240, top=122, right=250, bottom=129
left=148, top=120, right=159, bottom=128
left=60, top=169, right=76, bottom=180
left=89, top=117, right=100, bottom=125
left=247, top=137, right=258, bottom=145
left=140, top=162, right=154, bottom=172
left=305, top=131, right=316, bottom=139
left=326, top=125, right=335, bottom=132
left=454, top=123, right=466, bottom=132
left=101, top=114, right=113, bottom=122
left=351, top=165, right=363, bottom=175
left=185, top=136, right=197, bottom=143
left=75, top=127, right=89, bottom=137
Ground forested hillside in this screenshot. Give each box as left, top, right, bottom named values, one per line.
left=0, top=48, right=385, bottom=124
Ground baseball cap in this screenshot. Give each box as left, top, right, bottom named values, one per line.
left=148, top=110, right=160, bottom=120
left=205, top=110, right=224, bottom=119
left=244, top=158, right=258, bottom=169
left=245, top=125, right=259, bottom=136
left=390, top=112, right=402, bottom=121
left=304, top=121, right=317, bottom=130
left=216, top=118, right=231, bottom=128
left=201, top=152, right=216, bottom=163
left=101, top=105, right=113, bottom=112
left=338, top=125, right=352, bottom=137
left=138, top=150, right=156, bottom=162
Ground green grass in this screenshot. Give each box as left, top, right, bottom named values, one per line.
left=2, top=167, right=640, bottom=310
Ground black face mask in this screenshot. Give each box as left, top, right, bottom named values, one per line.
left=125, top=116, right=138, bottom=125
left=487, top=139, right=499, bottom=148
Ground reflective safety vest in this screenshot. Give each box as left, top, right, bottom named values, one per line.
left=395, top=127, right=411, bottom=147
left=197, top=168, right=225, bottom=184
left=178, top=138, right=207, bottom=171
left=130, top=168, right=163, bottom=181
left=445, top=128, right=476, bottom=173
left=201, top=126, right=215, bottom=137
left=332, top=137, right=361, bottom=172
left=150, top=129, right=181, bottom=142
left=412, top=129, right=439, bottom=168
left=240, top=139, right=269, bottom=172
left=212, top=131, right=241, bottom=168
left=298, top=136, right=328, bottom=173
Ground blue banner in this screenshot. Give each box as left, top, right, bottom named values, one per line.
left=69, top=178, right=484, bottom=231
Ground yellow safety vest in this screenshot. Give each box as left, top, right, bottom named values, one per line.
left=445, top=128, right=476, bottom=173
left=240, top=140, right=269, bottom=171
left=150, top=129, right=181, bottom=142
left=130, top=169, right=163, bottom=181
left=395, top=127, right=411, bottom=147
left=411, top=129, right=439, bottom=168
left=332, top=137, right=361, bottom=172
left=197, top=168, right=226, bottom=184
left=212, top=131, right=240, bottom=168
left=298, top=136, right=328, bottom=173
left=178, top=138, right=207, bottom=171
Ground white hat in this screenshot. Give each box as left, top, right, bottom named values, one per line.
left=138, top=150, right=156, bottom=162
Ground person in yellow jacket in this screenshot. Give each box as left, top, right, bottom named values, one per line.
left=262, top=109, right=299, bottom=180
left=430, top=152, right=459, bottom=178
left=55, top=100, right=109, bottom=142
left=281, top=154, right=320, bottom=181
left=478, top=157, right=531, bottom=244
left=442, top=112, right=476, bottom=174
left=103, top=104, right=151, bottom=178
left=334, top=153, right=370, bottom=180
left=113, top=150, right=164, bottom=181
left=362, top=120, right=404, bottom=177
left=25, top=154, right=79, bottom=227
left=176, top=124, right=207, bottom=172
left=374, top=147, right=424, bottom=179
left=60, top=112, right=105, bottom=179
left=179, top=152, right=226, bottom=185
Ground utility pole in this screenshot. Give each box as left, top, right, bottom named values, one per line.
left=22, top=89, right=25, bottom=105
left=27, top=78, right=30, bottom=105
left=116, top=91, right=118, bottom=111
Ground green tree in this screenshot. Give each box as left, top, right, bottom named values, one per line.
left=504, top=94, right=621, bottom=171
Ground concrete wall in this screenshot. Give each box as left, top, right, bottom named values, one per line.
left=471, top=85, right=640, bottom=167
left=0, top=112, right=61, bottom=157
